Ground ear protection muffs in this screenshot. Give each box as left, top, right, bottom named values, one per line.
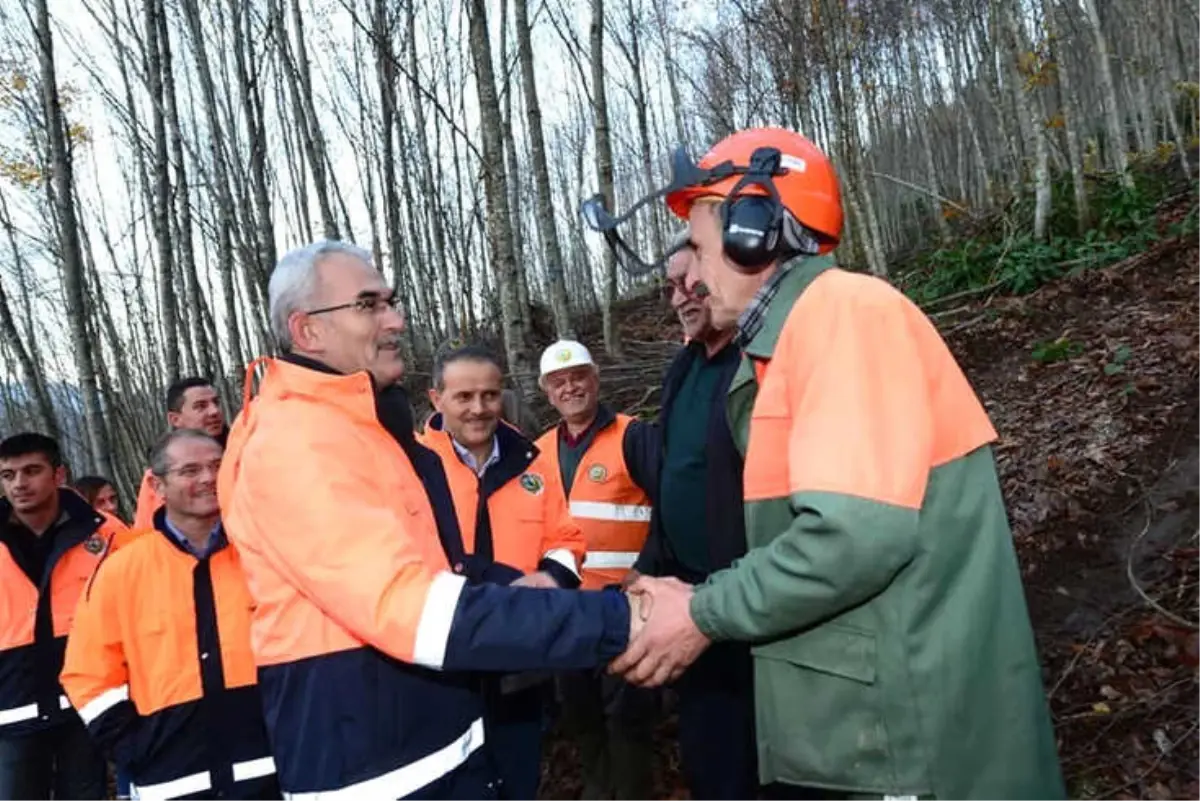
left=718, top=147, right=787, bottom=273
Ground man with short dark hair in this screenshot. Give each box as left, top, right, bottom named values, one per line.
left=420, top=344, right=585, bottom=799
left=63, top=429, right=279, bottom=800
left=0, top=433, right=118, bottom=799
left=133, top=377, right=228, bottom=530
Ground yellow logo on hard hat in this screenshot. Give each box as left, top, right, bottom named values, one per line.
left=556, top=348, right=574, bottom=363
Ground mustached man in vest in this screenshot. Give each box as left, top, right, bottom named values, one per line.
left=132, top=378, right=228, bottom=532
left=0, top=433, right=122, bottom=799
left=62, top=429, right=278, bottom=800
left=534, top=340, right=660, bottom=800
left=418, top=344, right=585, bottom=800
left=601, top=127, right=1064, bottom=799
left=631, top=228, right=759, bottom=800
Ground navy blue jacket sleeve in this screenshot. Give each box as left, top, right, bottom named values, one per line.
left=438, top=583, right=629, bottom=673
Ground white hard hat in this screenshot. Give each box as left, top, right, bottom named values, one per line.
left=539, top=340, right=596, bottom=382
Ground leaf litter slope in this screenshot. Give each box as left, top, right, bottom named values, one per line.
left=535, top=195, right=1198, bottom=800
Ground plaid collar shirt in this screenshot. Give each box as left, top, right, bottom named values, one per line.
left=735, top=264, right=793, bottom=349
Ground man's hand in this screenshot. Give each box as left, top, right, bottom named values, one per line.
left=511, top=571, right=559, bottom=589
left=611, top=576, right=709, bottom=687
left=627, top=588, right=652, bottom=642
left=620, top=568, right=641, bottom=589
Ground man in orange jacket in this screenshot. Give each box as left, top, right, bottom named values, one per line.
left=132, top=377, right=227, bottom=530
left=420, top=343, right=584, bottom=799
left=218, top=240, right=647, bottom=799
left=63, top=429, right=278, bottom=800
left=0, top=433, right=119, bottom=799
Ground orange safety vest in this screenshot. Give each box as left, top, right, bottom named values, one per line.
left=536, top=414, right=651, bottom=590
left=61, top=518, right=277, bottom=799
left=417, top=422, right=584, bottom=579
left=0, top=490, right=121, bottom=733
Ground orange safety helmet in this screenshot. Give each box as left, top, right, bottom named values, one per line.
left=665, top=127, right=843, bottom=254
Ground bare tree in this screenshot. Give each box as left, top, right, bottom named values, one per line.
left=30, top=0, right=114, bottom=475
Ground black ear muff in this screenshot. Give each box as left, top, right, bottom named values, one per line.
left=721, top=195, right=783, bottom=272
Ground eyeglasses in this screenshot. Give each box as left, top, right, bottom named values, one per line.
left=160, top=460, right=222, bottom=480
left=306, top=293, right=402, bottom=317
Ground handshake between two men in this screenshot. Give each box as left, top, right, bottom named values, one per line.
left=613, top=575, right=711, bottom=687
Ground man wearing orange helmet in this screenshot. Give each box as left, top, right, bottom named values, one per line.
left=587, top=128, right=1064, bottom=799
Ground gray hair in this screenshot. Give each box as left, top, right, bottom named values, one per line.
left=149, top=429, right=222, bottom=478
left=268, top=240, right=374, bottom=349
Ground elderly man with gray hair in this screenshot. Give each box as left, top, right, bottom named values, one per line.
left=217, top=240, right=648, bottom=800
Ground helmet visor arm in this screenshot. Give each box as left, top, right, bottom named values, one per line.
left=581, top=193, right=690, bottom=277
left=578, top=145, right=740, bottom=276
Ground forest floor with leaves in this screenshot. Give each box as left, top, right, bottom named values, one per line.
left=533, top=190, right=1199, bottom=800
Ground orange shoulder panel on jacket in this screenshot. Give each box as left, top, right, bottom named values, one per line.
left=219, top=359, right=450, bottom=668
left=744, top=268, right=995, bottom=510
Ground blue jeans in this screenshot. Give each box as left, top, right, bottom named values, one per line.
left=0, top=718, right=106, bottom=800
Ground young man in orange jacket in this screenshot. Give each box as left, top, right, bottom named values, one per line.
left=0, top=433, right=119, bottom=799
left=419, top=344, right=585, bottom=799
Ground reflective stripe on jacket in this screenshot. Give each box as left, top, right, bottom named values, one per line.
left=61, top=512, right=278, bottom=799
left=536, top=414, right=652, bottom=589
left=218, top=356, right=631, bottom=797
left=0, top=490, right=119, bottom=735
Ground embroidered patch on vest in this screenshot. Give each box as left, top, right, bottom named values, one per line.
left=520, top=473, right=544, bottom=494
left=83, top=533, right=107, bottom=555
left=587, top=464, right=608, bottom=482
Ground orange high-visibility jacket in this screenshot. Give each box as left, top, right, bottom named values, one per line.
left=536, top=409, right=655, bottom=590
left=131, top=469, right=160, bottom=532
left=418, top=417, right=585, bottom=585
left=0, top=489, right=122, bottom=736
left=217, top=356, right=632, bottom=797
left=61, top=513, right=278, bottom=799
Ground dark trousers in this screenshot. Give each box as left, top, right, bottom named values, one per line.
left=557, top=669, right=656, bottom=800
left=0, top=718, right=107, bottom=800
left=761, top=784, right=932, bottom=800
left=675, top=642, right=759, bottom=800
left=485, top=683, right=546, bottom=800
left=409, top=749, right=500, bottom=799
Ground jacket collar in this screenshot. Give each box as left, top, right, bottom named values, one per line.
left=423, top=414, right=540, bottom=488
left=741, top=253, right=836, bottom=360
left=726, top=254, right=835, bottom=397
left=0, top=488, right=103, bottom=540
left=558, top=402, right=617, bottom=447
left=266, top=353, right=380, bottom=428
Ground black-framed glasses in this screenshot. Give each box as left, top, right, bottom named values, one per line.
left=306, top=293, right=402, bottom=317
left=160, top=459, right=223, bottom=480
